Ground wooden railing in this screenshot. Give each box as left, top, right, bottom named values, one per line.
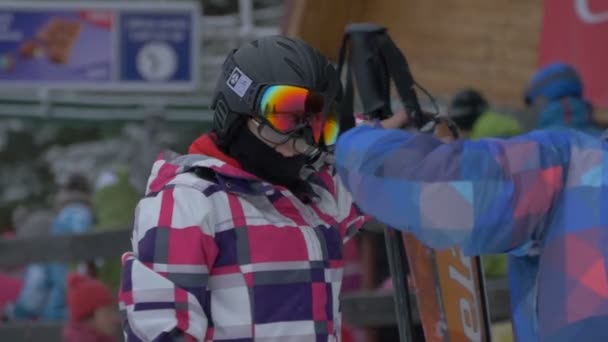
left=0, top=223, right=511, bottom=341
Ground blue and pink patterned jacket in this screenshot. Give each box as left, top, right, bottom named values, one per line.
left=336, top=124, right=608, bottom=342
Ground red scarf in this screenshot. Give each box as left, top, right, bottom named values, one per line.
left=188, top=134, right=241, bottom=168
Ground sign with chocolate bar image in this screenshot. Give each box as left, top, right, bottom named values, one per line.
left=0, top=1, right=199, bottom=91
left=19, top=17, right=82, bottom=65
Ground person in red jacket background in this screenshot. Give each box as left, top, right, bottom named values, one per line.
left=64, top=273, right=120, bottom=342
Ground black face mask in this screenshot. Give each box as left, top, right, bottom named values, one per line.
left=227, top=122, right=307, bottom=187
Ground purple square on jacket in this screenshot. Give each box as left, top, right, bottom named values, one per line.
left=214, top=229, right=238, bottom=267
left=310, top=267, right=325, bottom=282
left=253, top=283, right=312, bottom=323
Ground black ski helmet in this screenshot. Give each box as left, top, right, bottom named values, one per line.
left=448, top=88, right=488, bottom=130
left=211, top=36, right=341, bottom=147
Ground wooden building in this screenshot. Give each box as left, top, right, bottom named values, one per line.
left=283, top=0, right=543, bottom=109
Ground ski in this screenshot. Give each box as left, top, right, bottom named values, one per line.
left=403, top=234, right=492, bottom=341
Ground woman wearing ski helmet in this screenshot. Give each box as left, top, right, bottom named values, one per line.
left=119, top=35, right=407, bottom=341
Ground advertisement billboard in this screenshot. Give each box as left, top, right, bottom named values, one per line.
left=0, top=1, right=200, bottom=91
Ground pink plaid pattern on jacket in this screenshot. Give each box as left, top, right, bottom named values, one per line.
left=119, top=151, right=366, bottom=341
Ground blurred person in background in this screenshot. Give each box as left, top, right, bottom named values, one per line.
left=0, top=206, right=53, bottom=320
left=525, top=62, right=603, bottom=136
left=93, top=168, right=139, bottom=231
left=0, top=273, right=21, bottom=318
left=3, top=173, right=94, bottom=321
left=449, top=88, right=523, bottom=139
left=64, top=273, right=120, bottom=342
left=92, top=167, right=140, bottom=294
left=119, top=36, right=408, bottom=341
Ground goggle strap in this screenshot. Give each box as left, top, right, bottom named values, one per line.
left=320, top=72, right=340, bottom=146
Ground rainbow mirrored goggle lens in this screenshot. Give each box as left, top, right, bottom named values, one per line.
left=258, top=85, right=340, bottom=146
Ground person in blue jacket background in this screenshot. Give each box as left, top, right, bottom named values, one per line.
left=335, top=111, right=608, bottom=342
left=4, top=173, right=94, bottom=321
left=526, top=62, right=603, bottom=136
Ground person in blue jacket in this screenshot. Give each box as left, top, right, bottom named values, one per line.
left=526, top=62, right=602, bottom=136
left=4, top=173, right=94, bottom=321
left=335, top=111, right=608, bottom=342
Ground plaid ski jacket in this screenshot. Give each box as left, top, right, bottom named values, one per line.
left=119, top=135, right=366, bottom=341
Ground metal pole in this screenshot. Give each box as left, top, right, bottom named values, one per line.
left=238, top=0, right=254, bottom=40
left=384, top=227, right=415, bottom=342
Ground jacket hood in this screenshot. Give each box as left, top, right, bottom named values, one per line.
left=538, top=97, right=602, bottom=136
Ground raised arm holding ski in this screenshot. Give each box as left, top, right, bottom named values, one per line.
left=336, top=125, right=571, bottom=253
left=336, top=124, right=608, bottom=341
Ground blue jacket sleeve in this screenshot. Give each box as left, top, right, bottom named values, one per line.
left=335, top=125, right=577, bottom=255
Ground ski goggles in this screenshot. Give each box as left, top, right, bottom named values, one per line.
left=250, top=119, right=317, bottom=155
left=256, top=85, right=340, bottom=146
